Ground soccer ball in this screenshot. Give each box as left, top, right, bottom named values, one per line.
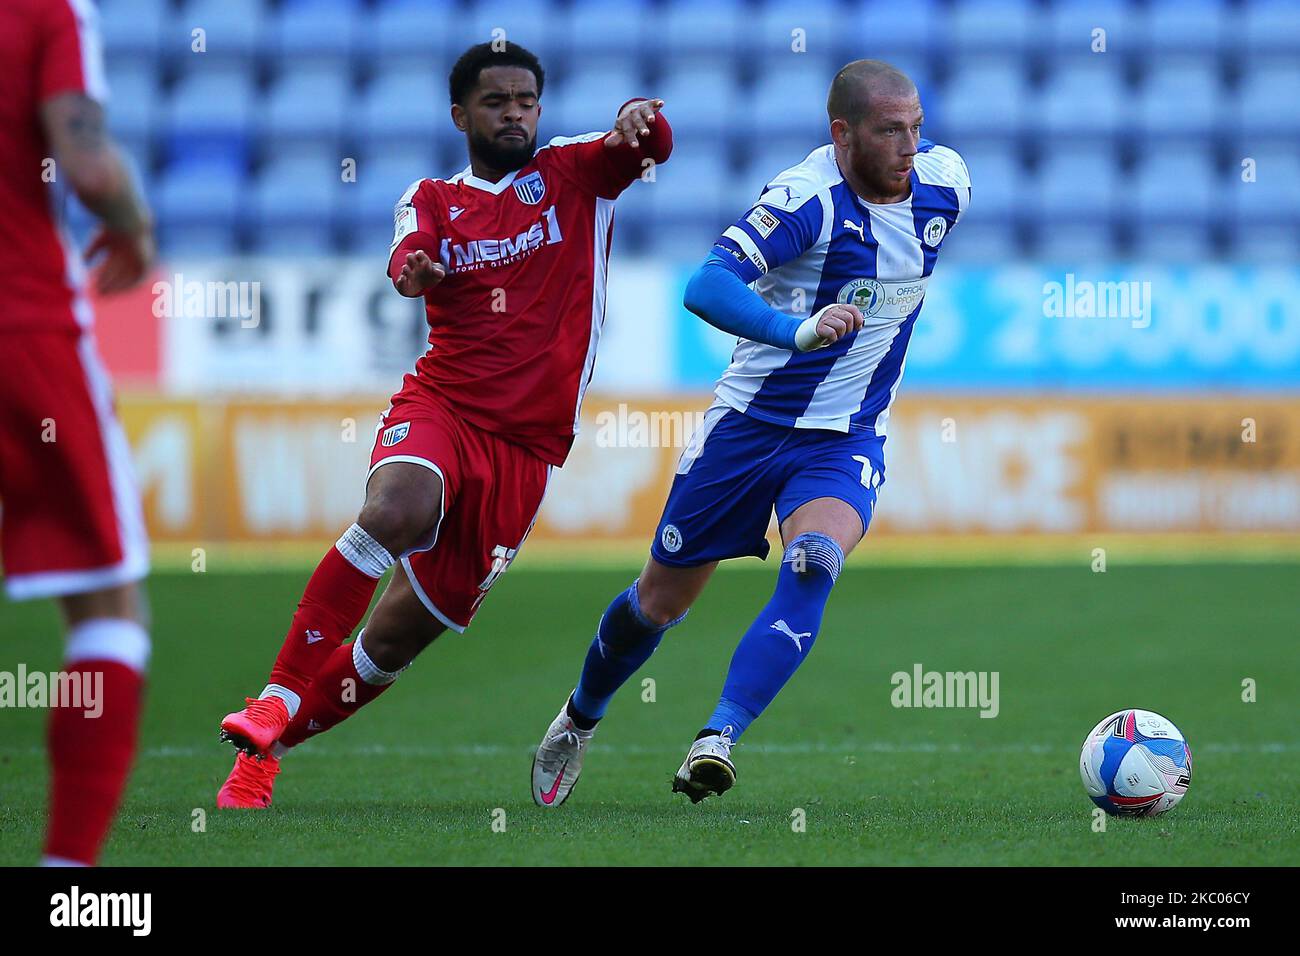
left=1079, top=709, right=1192, bottom=817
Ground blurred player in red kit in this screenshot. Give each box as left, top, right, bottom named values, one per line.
left=0, top=0, right=156, bottom=865
left=216, top=41, right=672, bottom=807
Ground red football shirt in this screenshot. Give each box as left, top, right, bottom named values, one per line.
left=387, top=118, right=672, bottom=466
left=0, top=0, right=108, bottom=332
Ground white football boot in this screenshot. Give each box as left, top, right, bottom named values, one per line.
left=531, top=696, right=595, bottom=807
left=672, top=727, right=737, bottom=803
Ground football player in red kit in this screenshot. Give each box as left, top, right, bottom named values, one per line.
left=0, top=0, right=155, bottom=864
left=216, top=41, right=672, bottom=807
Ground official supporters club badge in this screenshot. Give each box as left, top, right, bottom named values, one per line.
left=838, top=278, right=886, bottom=317
left=513, top=171, right=546, bottom=205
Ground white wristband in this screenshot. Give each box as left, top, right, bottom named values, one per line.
left=794, top=311, right=830, bottom=352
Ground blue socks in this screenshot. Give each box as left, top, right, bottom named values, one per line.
left=571, top=579, right=686, bottom=725
left=706, top=533, right=843, bottom=740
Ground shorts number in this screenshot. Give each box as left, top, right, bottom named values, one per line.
left=851, top=455, right=878, bottom=489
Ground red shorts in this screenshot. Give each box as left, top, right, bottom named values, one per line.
left=369, top=391, right=552, bottom=632
left=0, top=331, right=149, bottom=601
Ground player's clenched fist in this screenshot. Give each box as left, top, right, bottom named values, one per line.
left=604, top=98, right=665, bottom=149
left=794, top=302, right=865, bottom=351
left=394, top=250, right=447, bottom=297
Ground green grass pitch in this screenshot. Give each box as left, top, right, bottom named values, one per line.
left=2, top=561, right=1296, bottom=866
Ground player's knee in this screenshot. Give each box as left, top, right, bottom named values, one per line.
left=357, top=494, right=437, bottom=555
left=634, top=579, right=692, bottom=629
left=783, top=532, right=845, bottom=584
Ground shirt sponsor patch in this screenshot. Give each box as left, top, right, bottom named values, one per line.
left=745, top=206, right=781, bottom=239
left=392, top=204, right=417, bottom=246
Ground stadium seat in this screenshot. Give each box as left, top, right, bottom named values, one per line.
left=568, top=0, right=653, bottom=60
left=154, top=160, right=246, bottom=254
left=163, top=69, right=256, bottom=169
left=356, top=68, right=446, bottom=149
left=939, top=59, right=1031, bottom=139
left=843, top=0, right=939, bottom=54
left=946, top=0, right=1043, bottom=54
left=546, top=65, right=646, bottom=137
left=1136, top=58, right=1224, bottom=138
left=167, top=0, right=267, bottom=64
left=651, top=148, right=734, bottom=229
left=752, top=0, right=840, bottom=58
left=653, top=66, right=739, bottom=138
left=359, top=0, right=454, bottom=63
left=98, top=0, right=168, bottom=59
left=1036, top=60, right=1130, bottom=138
left=465, top=0, right=565, bottom=61
left=1235, top=63, right=1300, bottom=138
left=958, top=145, right=1022, bottom=221
left=104, top=62, right=160, bottom=153
left=1238, top=0, right=1300, bottom=55
left=749, top=67, right=834, bottom=139
left=1043, top=0, right=1140, bottom=55
left=257, top=68, right=353, bottom=153
left=1230, top=147, right=1300, bottom=224
left=660, top=0, right=747, bottom=63
left=937, top=221, right=1019, bottom=264
left=248, top=157, right=343, bottom=254
left=1130, top=147, right=1218, bottom=224
left=1141, top=0, right=1227, bottom=55
left=263, top=0, right=360, bottom=63
left=1032, top=145, right=1120, bottom=223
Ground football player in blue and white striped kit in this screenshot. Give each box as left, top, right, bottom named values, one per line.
left=532, top=60, right=971, bottom=806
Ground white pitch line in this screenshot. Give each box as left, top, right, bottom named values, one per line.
left=4, top=742, right=1296, bottom=759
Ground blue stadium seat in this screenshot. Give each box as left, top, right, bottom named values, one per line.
left=104, top=63, right=160, bottom=153
left=1142, top=0, right=1227, bottom=55
left=946, top=0, right=1043, bottom=54
left=1043, top=0, right=1139, bottom=55
left=360, top=0, right=454, bottom=63
left=936, top=221, right=1017, bottom=264
left=1033, top=146, right=1120, bottom=222
left=749, top=67, right=833, bottom=139
left=660, top=0, right=746, bottom=62
left=466, top=0, right=565, bottom=61
left=155, top=161, right=245, bottom=251
left=1231, top=147, right=1300, bottom=224
left=652, top=148, right=733, bottom=227
left=547, top=65, right=645, bottom=136
left=258, top=68, right=353, bottom=152
left=356, top=69, right=445, bottom=149
left=99, top=0, right=168, bottom=59
left=568, top=0, right=653, bottom=58
left=1131, top=147, right=1218, bottom=223
left=1235, top=63, right=1300, bottom=138
left=1137, top=59, right=1223, bottom=138
left=168, top=0, right=267, bottom=63
left=1033, top=223, right=1116, bottom=266
left=264, top=0, right=359, bottom=63
left=753, top=0, right=840, bottom=58
left=654, top=66, right=738, bottom=138
left=164, top=69, right=255, bottom=168
left=1036, top=61, right=1129, bottom=138
left=939, top=59, right=1030, bottom=139
left=957, top=146, right=1022, bottom=221
left=844, top=0, right=939, bottom=54
left=248, top=157, right=342, bottom=254
left=1239, top=0, right=1300, bottom=55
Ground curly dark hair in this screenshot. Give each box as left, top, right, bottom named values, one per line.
left=448, top=41, right=545, bottom=106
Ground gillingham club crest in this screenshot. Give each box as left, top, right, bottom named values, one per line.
left=838, top=278, right=886, bottom=317
left=380, top=422, right=410, bottom=447
left=513, top=171, right=546, bottom=205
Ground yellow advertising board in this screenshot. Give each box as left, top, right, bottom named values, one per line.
left=114, top=394, right=1300, bottom=548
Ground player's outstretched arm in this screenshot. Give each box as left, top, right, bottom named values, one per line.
left=390, top=248, right=447, bottom=298
left=604, top=98, right=667, bottom=151
left=683, top=254, right=863, bottom=351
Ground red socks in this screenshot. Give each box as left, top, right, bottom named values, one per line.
left=278, top=639, right=397, bottom=749
left=266, top=526, right=394, bottom=700
left=45, top=617, right=150, bottom=867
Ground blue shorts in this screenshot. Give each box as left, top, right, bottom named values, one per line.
left=650, top=403, right=886, bottom=567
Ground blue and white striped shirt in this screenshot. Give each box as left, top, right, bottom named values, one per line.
left=710, top=140, right=970, bottom=436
